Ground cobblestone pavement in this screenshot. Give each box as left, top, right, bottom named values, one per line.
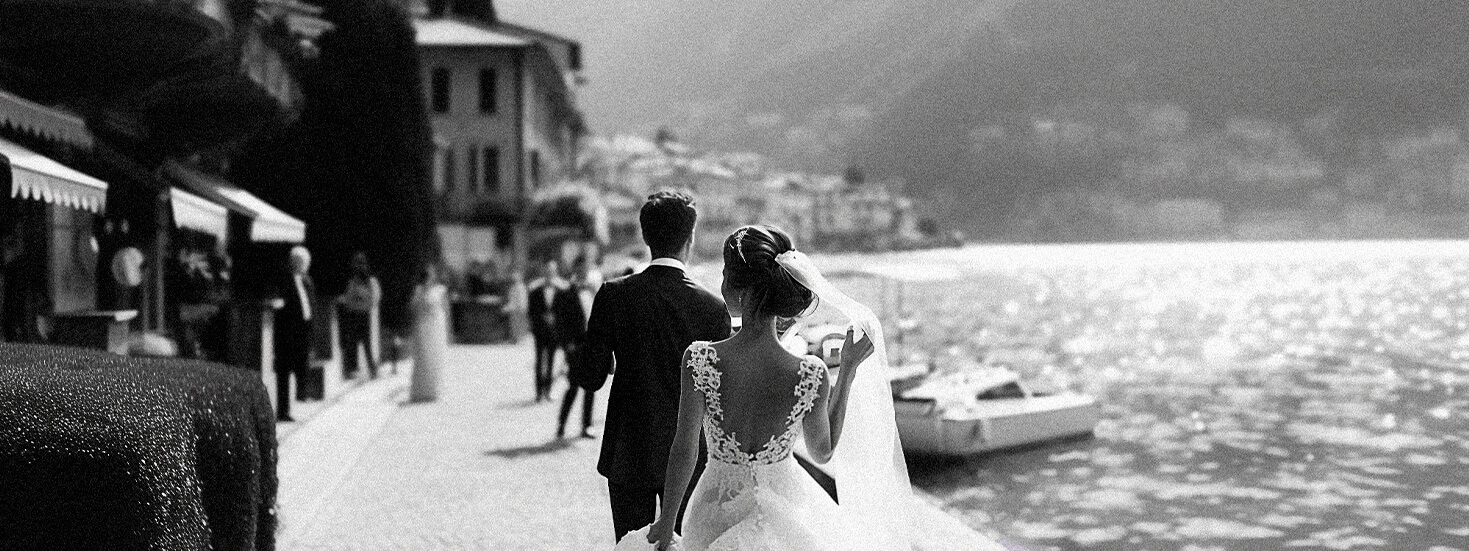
left=278, top=343, right=612, bottom=551
left=275, top=342, right=1009, bottom=551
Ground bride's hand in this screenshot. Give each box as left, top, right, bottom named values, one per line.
left=647, top=516, right=675, bottom=550
left=840, top=326, right=875, bottom=369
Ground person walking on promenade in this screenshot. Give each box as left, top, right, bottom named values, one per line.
left=527, top=259, right=565, bottom=402
left=577, top=191, right=731, bottom=541
left=555, top=254, right=601, bottom=439
left=337, top=251, right=381, bottom=379
left=502, top=268, right=528, bottom=343
left=273, top=246, right=317, bottom=422
left=409, top=263, right=449, bottom=402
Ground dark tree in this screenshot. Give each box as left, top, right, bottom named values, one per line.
left=232, top=0, right=438, bottom=331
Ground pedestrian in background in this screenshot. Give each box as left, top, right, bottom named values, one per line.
left=502, top=268, right=528, bottom=343
left=198, top=251, right=233, bottom=362
left=555, top=254, right=600, bottom=438
left=337, top=251, right=381, bottom=379
left=273, top=246, right=317, bottom=422
left=109, top=246, right=145, bottom=312
left=409, top=262, right=449, bottom=402
left=526, top=259, right=564, bottom=402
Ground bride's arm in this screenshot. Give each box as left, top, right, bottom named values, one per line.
left=648, top=348, right=705, bottom=548
left=802, top=327, right=875, bottom=463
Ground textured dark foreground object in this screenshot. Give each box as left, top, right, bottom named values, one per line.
left=0, top=343, right=277, bottom=550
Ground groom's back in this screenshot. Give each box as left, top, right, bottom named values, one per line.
left=584, top=264, right=729, bottom=486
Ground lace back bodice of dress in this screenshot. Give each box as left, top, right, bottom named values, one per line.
left=687, top=341, right=824, bottom=467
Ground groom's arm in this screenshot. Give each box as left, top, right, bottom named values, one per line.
left=701, top=293, right=733, bottom=342
left=583, top=284, right=616, bottom=378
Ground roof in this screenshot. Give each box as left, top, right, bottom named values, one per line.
left=0, top=89, right=93, bottom=149
left=415, top=18, right=530, bottom=47
left=0, top=136, right=107, bottom=213
left=164, top=161, right=306, bottom=243
left=493, top=20, right=581, bottom=49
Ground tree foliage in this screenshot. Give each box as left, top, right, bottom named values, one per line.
left=231, top=0, right=437, bottom=331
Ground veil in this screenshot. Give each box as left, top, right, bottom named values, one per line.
left=777, top=251, right=912, bottom=549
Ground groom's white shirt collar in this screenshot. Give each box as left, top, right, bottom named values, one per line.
left=648, top=257, right=686, bottom=272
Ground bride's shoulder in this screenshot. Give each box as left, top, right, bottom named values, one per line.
left=797, top=354, right=827, bottom=378
left=683, top=340, right=720, bottom=359
left=774, top=349, right=826, bottom=376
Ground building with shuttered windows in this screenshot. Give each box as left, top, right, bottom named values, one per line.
left=409, top=0, right=587, bottom=277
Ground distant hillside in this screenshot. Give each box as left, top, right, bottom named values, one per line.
left=595, top=0, right=1469, bottom=239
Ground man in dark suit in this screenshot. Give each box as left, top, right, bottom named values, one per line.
left=272, top=246, right=316, bottom=422
left=526, top=259, right=562, bottom=402
left=553, top=271, right=593, bottom=439
left=578, top=191, right=731, bottom=541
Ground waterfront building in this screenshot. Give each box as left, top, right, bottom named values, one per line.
left=0, top=0, right=327, bottom=373
left=407, top=0, right=587, bottom=279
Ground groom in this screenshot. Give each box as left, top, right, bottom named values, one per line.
left=577, top=191, right=731, bottom=541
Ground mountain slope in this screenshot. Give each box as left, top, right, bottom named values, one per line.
left=509, top=0, right=1469, bottom=238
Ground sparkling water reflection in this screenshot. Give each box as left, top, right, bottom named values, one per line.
left=704, top=241, right=1469, bottom=550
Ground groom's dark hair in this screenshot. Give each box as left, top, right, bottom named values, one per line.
left=640, top=191, right=697, bottom=258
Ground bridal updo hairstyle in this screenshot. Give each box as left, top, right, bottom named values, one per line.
left=723, top=225, right=815, bottom=318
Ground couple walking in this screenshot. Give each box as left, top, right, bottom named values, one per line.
left=574, top=191, right=926, bottom=550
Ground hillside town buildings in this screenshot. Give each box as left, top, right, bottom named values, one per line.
left=581, top=132, right=931, bottom=257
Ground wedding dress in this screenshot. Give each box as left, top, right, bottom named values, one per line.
left=617, top=251, right=915, bottom=551
left=680, top=341, right=853, bottom=550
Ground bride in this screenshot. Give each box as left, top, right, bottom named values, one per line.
left=617, top=225, right=914, bottom=550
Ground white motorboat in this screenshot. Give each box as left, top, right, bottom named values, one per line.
left=893, top=367, right=1099, bottom=455
left=794, top=262, right=1099, bottom=456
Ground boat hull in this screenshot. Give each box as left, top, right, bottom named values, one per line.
left=895, top=394, right=1099, bottom=455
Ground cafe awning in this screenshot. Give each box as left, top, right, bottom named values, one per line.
left=163, top=160, right=305, bottom=243
left=0, top=89, right=93, bottom=148
left=1, top=136, right=106, bottom=213
left=169, top=187, right=228, bottom=241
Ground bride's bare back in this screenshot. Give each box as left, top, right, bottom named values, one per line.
left=698, top=339, right=825, bottom=458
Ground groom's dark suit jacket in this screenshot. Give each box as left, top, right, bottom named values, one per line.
left=582, top=264, right=730, bottom=487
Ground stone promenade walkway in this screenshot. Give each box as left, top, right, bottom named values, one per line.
left=275, top=343, right=1011, bottom=551
left=277, top=343, right=610, bottom=550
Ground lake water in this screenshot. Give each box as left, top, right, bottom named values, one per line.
left=699, top=240, right=1469, bottom=550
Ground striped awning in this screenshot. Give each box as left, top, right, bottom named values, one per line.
left=169, top=187, right=228, bottom=241
left=163, top=160, right=305, bottom=243
left=0, top=89, right=93, bottom=148
left=1, top=136, right=106, bottom=213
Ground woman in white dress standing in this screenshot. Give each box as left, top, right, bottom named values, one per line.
left=621, top=225, right=917, bottom=551
left=409, top=262, right=449, bottom=402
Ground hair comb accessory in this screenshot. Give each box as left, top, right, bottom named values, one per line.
left=732, top=227, right=750, bottom=265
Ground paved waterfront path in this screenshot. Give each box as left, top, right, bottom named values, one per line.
left=278, top=343, right=611, bottom=550
left=276, top=343, right=1008, bottom=551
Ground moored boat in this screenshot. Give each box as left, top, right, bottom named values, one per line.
left=892, top=368, right=1099, bottom=455
left=797, top=261, right=1100, bottom=456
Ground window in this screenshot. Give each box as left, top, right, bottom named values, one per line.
left=976, top=382, right=1027, bottom=400
left=529, top=150, right=541, bottom=189
left=482, top=146, right=500, bottom=194
left=466, top=146, right=479, bottom=193
left=442, top=144, right=456, bottom=191
left=432, top=148, right=446, bottom=193
left=431, top=67, right=451, bottom=113
left=496, top=226, right=514, bottom=249
left=478, top=68, right=497, bottom=114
